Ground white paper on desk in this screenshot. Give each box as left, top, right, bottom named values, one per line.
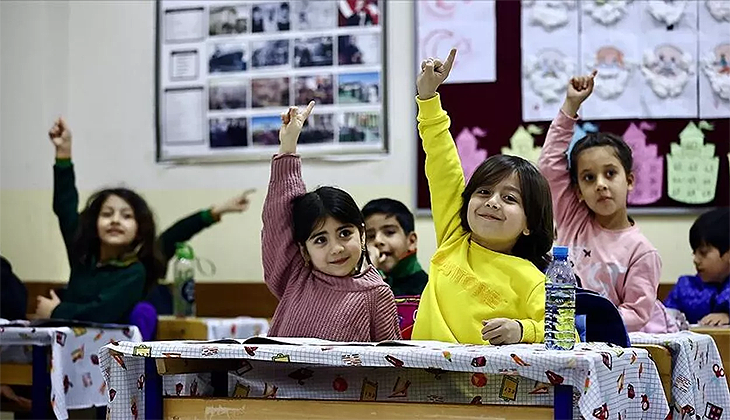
left=417, top=0, right=496, bottom=84
left=521, top=2, right=579, bottom=122
left=163, top=88, right=205, bottom=146
left=698, top=3, right=730, bottom=119
left=638, top=2, right=699, bottom=119
left=579, top=3, right=644, bottom=120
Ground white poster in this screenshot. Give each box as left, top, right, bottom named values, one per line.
left=521, top=0, right=579, bottom=122
left=416, top=0, right=496, bottom=84
left=156, top=0, right=387, bottom=162
left=698, top=1, right=730, bottom=118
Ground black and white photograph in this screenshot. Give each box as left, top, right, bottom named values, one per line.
left=338, top=72, right=380, bottom=104
left=252, top=2, right=291, bottom=33
left=294, top=36, right=334, bottom=68
left=299, top=114, right=335, bottom=144
left=295, top=75, right=334, bottom=105
left=209, top=5, right=248, bottom=36
left=338, top=0, right=379, bottom=27
left=338, top=34, right=380, bottom=65
left=209, top=42, right=247, bottom=73
left=251, top=115, right=281, bottom=146
left=293, top=0, right=335, bottom=31
left=251, top=39, right=290, bottom=69
left=252, top=77, right=290, bottom=107
left=209, top=117, right=249, bottom=148
left=339, top=112, right=380, bottom=143
left=209, top=79, right=248, bottom=110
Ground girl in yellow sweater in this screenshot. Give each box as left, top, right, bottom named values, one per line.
left=412, top=49, right=555, bottom=345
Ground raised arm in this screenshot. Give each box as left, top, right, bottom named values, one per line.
left=416, top=49, right=466, bottom=245
left=537, top=71, right=596, bottom=232
left=49, top=118, right=79, bottom=265
left=261, top=102, right=315, bottom=299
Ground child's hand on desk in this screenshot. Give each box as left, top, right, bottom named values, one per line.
left=31, top=290, right=60, bottom=320
left=481, top=318, right=522, bottom=345
left=279, top=101, right=315, bottom=155
left=417, top=48, right=457, bottom=100
left=210, top=189, right=256, bottom=220
left=48, top=117, right=72, bottom=159
left=699, top=312, right=730, bottom=327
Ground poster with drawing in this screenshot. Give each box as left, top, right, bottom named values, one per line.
left=521, top=1, right=579, bottom=121
left=416, top=0, right=496, bottom=84
left=639, top=1, right=699, bottom=119
left=156, top=0, right=386, bottom=162
left=579, top=2, right=643, bottom=120
left=698, top=1, right=730, bottom=119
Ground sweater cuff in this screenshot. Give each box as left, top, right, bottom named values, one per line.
left=201, top=209, right=219, bottom=225
left=416, top=94, right=445, bottom=120
left=517, top=319, right=537, bottom=343
left=55, top=158, right=73, bottom=168
left=557, top=109, right=579, bottom=124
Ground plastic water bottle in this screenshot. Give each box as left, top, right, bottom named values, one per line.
left=173, top=243, right=196, bottom=317
left=545, top=246, right=576, bottom=350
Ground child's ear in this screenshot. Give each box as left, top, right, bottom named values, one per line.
left=298, top=244, right=310, bottom=263
left=574, top=185, right=584, bottom=203
left=626, top=172, right=635, bottom=191
left=407, top=231, right=418, bottom=253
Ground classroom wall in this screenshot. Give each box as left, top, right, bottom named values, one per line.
left=0, top=0, right=696, bottom=284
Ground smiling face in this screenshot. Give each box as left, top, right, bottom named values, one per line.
left=302, top=216, right=364, bottom=277
left=466, top=172, right=529, bottom=254
left=96, top=194, right=138, bottom=251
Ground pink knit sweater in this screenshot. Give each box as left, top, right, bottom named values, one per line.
left=262, top=154, right=401, bottom=342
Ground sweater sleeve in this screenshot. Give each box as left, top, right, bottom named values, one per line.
left=662, top=278, right=685, bottom=311
left=371, top=286, right=402, bottom=341
left=261, top=154, right=307, bottom=299
left=537, top=111, right=590, bottom=234
left=53, top=159, right=80, bottom=265
left=51, top=264, right=146, bottom=323
left=518, top=281, right=546, bottom=343
left=157, top=210, right=218, bottom=264
left=416, top=94, right=466, bottom=246
left=618, top=251, right=662, bottom=332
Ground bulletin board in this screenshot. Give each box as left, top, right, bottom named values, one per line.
left=155, top=0, right=388, bottom=163
left=415, top=1, right=729, bottom=214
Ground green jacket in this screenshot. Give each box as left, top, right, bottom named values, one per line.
left=383, top=253, right=429, bottom=297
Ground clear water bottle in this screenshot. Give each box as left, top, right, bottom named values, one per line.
left=173, top=243, right=196, bottom=317
left=545, top=246, right=576, bottom=350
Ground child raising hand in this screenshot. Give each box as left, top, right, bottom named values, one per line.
left=261, top=102, right=400, bottom=342
left=538, top=71, right=676, bottom=333
left=412, top=49, right=555, bottom=345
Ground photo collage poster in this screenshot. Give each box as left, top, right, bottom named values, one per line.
left=157, top=0, right=385, bottom=162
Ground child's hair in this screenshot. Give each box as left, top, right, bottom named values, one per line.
left=73, top=188, right=166, bottom=291
left=460, top=155, right=554, bottom=271
left=292, top=186, right=371, bottom=269
left=689, top=207, right=730, bottom=255
left=568, top=132, right=633, bottom=185
left=361, top=198, right=415, bottom=234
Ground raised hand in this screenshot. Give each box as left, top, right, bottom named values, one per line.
left=48, top=117, right=72, bottom=159
left=562, top=70, right=597, bottom=116
left=417, top=48, right=457, bottom=100
left=279, top=101, right=315, bottom=155
left=210, top=189, right=256, bottom=220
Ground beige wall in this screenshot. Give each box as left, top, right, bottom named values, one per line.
left=0, top=1, right=696, bottom=284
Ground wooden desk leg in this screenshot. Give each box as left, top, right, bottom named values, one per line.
left=553, top=385, right=573, bottom=420
left=145, top=358, right=163, bottom=420
left=31, top=345, right=50, bottom=420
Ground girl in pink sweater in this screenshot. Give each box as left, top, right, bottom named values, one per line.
left=538, top=71, right=677, bottom=333
left=262, top=102, right=401, bottom=342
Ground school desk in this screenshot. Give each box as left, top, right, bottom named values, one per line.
left=156, top=316, right=269, bottom=340
left=690, top=326, right=730, bottom=389
left=99, top=338, right=669, bottom=420
left=0, top=322, right=141, bottom=419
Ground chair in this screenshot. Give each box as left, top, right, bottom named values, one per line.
left=394, top=296, right=420, bottom=340
left=129, top=301, right=158, bottom=341
left=575, top=288, right=631, bottom=347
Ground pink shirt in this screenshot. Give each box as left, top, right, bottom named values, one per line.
left=262, top=154, right=401, bottom=342
left=539, top=111, right=676, bottom=333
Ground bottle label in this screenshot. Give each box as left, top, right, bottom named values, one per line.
left=181, top=279, right=195, bottom=304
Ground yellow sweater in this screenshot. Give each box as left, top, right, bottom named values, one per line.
left=411, top=94, right=546, bottom=345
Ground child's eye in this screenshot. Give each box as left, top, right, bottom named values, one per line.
left=503, top=195, right=517, bottom=203
left=365, top=233, right=375, bottom=241
left=313, top=237, right=326, bottom=245
left=477, top=189, right=491, bottom=196
left=606, top=170, right=616, bottom=178
left=385, top=229, right=397, bottom=236
left=339, top=229, right=353, bottom=238
left=582, top=174, right=594, bottom=182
